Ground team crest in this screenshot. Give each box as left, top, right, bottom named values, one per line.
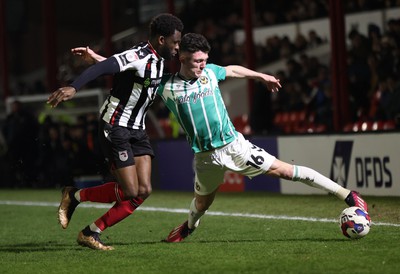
left=199, top=76, right=208, bottom=85
left=104, top=129, right=110, bottom=138
left=125, top=52, right=138, bottom=62
left=119, top=150, right=128, bottom=162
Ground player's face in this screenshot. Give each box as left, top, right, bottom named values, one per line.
left=158, top=30, right=182, bottom=60
left=181, top=51, right=208, bottom=79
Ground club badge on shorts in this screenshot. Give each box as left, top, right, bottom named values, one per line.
left=119, top=150, right=128, bottom=161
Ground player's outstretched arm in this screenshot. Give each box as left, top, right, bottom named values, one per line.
left=47, top=57, right=120, bottom=107
left=47, top=86, right=77, bottom=108
left=71, top=46, right=106, bottom=64
left=47, top=57, right=119, bottom=108
left=225, top=65, right=282, bottom=92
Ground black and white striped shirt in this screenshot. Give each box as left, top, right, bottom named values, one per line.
left=100, top=42, right=164, bottom=129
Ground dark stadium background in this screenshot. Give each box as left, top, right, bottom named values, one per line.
left=1, top=0, right=399, bottom=187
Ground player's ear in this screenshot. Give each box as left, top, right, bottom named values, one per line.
left=158, top=36, right=165, bottom=46
left=179, top=54, right=185, bottom=63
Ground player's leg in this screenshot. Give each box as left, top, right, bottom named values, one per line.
left=84, top=155, right=152, bottom=234
left=190, top=191, right=217, bottom=227
left=58, top=184, right=117, bottom=230
left=135, top=154, right=152, bottom=199
left=112, top=165, right=139, bottom=199
left=77, top=198, right=142, bottom=251
left=224, top=133, right=368, bottom=212
left=164, top=152, right=223, bottom=243
left=57, top=134, right=137, bottom=230
left=57, top=169, right=135, bottom=230
left=266, top=159, right=348, bottom=195
left=77, top=130, right=154, bottom=250
left=75, top=165, right=140, bottom=250
left=75, top=135, right=153, bottom=203
left=265, top=159, right=368, bottom=211
left=125, top=127, right=154, bottom=200
left=163, top=191, right=217, bottom=243
left=77, top=180, right=124, bottom=203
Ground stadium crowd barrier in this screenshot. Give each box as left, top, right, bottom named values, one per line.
left=151, top=132, right=400, bottom=197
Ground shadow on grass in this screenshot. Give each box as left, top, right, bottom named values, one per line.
left=272, top=237, right=345, bottom=242
left=0, top=237, right=346, bottom=253
left=0, top=242, right=82, bottom=253
left=107, top=239, right=276, bottom=246
left=125, top=236, right=345, bottom=245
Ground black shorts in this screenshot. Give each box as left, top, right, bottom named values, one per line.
left=98, top=120, right=155, bottom=169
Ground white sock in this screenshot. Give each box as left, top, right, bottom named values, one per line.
left=89, top=223, right=102, bottom=233
left=292, top=165, right=350, bottom=199
left=188, top=198, right=205, bottom=229
left=74, top=190, right=81, bottom=202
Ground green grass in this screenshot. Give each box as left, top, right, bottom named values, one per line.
left=0, top=189, right=399, bottom=274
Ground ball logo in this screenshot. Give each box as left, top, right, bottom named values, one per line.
left=119, top=150, right=128, bottom=162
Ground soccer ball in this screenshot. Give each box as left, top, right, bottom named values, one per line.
left=339, top=206, right=371, bottom=239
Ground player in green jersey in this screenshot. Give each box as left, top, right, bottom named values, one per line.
left=157, top=33, right=368, bottom=242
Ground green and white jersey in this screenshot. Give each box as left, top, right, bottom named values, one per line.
left=157, top=64, right=238, bottom=153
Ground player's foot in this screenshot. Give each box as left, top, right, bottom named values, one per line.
left=58, top=186, right=79, bottom=229
left=163, top=220, right=197, bottom=243
left=77, top=226, right=114, bottom=251
left=345, top=190, right=368, bottom=212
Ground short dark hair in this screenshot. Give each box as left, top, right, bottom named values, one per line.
left=149, top=13, right=184, bottom=39
left=180, top=33, right=211, bottom=53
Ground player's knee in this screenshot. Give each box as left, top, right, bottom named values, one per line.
left=195, top=199, right=211, bottom=212
left=138, top=183, right=152, bottom=199
left=122, top=188, right=139, bottom=200
left=267, top=161, right=293, bottom=180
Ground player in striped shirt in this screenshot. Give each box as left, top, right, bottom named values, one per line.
left=47, top=13, right=183, bottom=250
left=157, top=33, right=369, bottom=242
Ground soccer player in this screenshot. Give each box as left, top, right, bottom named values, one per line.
left=47, top=13, right=184, bottom=250
left=156, top=33, right=369, bottom=242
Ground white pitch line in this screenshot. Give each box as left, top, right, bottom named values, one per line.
left=1, top=200, right=399, bottom=227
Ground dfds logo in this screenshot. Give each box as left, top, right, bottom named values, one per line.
left=354, top=156, right=392, bottom=188
left=330, top=141, right=392, bottom=188
left=330, top=141, right=353, bottom=188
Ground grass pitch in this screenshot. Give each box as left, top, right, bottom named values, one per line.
left=0, top=189, right=399, bottom=274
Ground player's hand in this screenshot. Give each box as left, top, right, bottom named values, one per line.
left=47, top=86, right=77, bottom=108
left=263, top=75, right=281, bottom=92
left=71, top=46, right=97, bottom=64
left=71, top=46, right=106, bottom=63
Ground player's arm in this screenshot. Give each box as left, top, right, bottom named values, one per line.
left=71, top=46, right=107, bottom=64
left=47, top=57, right=120, bottom=107
left=224, top=65, right=281, bottom=92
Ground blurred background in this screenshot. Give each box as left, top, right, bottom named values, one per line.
left=0, top=0, right=399, bottom=190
